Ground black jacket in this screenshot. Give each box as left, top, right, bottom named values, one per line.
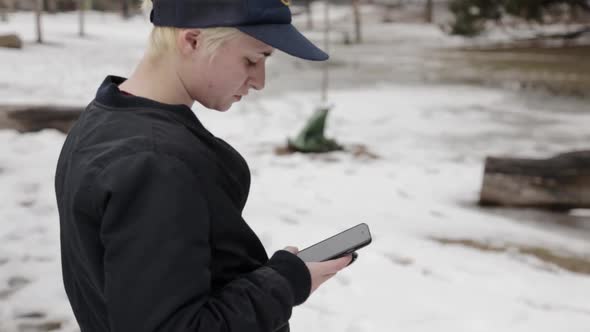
left=54, top=76, right=311, bottom=332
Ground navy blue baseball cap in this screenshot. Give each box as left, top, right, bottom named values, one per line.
left=149, top=0, right=329, bottom=61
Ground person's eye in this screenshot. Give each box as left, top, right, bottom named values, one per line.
left=246, top=58, right=257, bottom=66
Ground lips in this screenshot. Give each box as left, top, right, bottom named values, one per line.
left=234, top=91, right=249, bottom=101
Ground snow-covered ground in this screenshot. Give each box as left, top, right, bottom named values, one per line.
left=1, top=8, right=590, bottom=332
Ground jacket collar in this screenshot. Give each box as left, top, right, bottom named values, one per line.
left=95, top=75, right=209, bottom=134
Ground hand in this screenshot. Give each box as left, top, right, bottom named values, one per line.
left=283, top=246, right=353, bottom=295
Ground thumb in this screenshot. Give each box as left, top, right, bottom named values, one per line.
left=283, top=246, right=299, bottom=254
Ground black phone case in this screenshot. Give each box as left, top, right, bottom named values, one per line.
left=347, top=252, right=358, bottom=266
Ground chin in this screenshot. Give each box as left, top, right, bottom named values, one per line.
left=216, top=99, right=238, bottom=112
left=202, top=100, right=231, bottom=112
left=213, top=104, right=232, bottom=112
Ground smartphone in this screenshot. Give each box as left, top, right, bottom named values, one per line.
left=296, top=223, right=372, bottom=263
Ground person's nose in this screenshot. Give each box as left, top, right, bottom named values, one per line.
left=249, top=62, right=266, bottom=91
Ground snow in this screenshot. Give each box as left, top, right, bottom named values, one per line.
left=1, top=8, right=589, bottom=332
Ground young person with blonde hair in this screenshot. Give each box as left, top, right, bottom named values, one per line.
left=54, top=0, right=353, bottom=331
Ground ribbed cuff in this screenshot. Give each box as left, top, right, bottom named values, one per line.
left=266, top=250, right=312, bottom=306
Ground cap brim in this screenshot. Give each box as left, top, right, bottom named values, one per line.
left=237, top=24, right=329, bottom=61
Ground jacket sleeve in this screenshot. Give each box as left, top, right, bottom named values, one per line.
left=94, top=151, right=311, bottom=332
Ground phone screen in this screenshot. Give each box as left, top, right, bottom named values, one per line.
left=297, top=223, right=371, bottom=262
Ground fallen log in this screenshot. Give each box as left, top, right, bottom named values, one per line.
left=479, top=151, right=590, bottom=210
left=0, top=105, right=83, bottom=133
left=0, top=34, right=22, bottom=49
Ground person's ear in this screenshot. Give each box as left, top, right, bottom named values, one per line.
left=177, top=29, right=202, bottom=56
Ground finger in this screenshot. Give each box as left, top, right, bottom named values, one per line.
left=321, top=255, right=353, bottom=273
left=283, top=246, right=299, bottom=254
left=319, top=273, right=338, bottom=286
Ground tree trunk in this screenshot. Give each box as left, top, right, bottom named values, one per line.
left=122, top=0, right=130, bottom=19
left=351, top=0, right=362, bottom=43
left=479, top=151, right=590, bottom=210
left=0, top=0, right=7, bottom=22
left=306, top=0, right=313, bottom=30
left=569, top=3, right=579, bottom=22
left=321, top=0, right=330, bottom=103
left=78, top=0, right=85, bottom=37
left=47, top=0, right=57, bottom=14
left=425, top=0, right=433, bottom=23
left=35, top=0, right=43, bottom=43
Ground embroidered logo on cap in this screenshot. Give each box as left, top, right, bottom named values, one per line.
left=280, top=0, right=291, bottom=6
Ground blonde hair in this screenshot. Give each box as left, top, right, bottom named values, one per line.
left=141, top=0, right=243, bottom=58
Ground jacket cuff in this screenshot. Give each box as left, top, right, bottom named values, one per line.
left=266, top=250, right=312, bottom=306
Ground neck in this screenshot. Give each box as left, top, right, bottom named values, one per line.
left=119, top=53, right=194, bottom=108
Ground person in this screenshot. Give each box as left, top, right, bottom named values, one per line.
left=54, top=0, right=353, bottom=331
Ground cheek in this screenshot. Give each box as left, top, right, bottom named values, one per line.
left=212, top=67, right=247, bottom=95
left=180, top=60, right=206, bottom=99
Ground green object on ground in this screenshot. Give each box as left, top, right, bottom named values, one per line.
left=288, top=105, right=343, bottom=153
